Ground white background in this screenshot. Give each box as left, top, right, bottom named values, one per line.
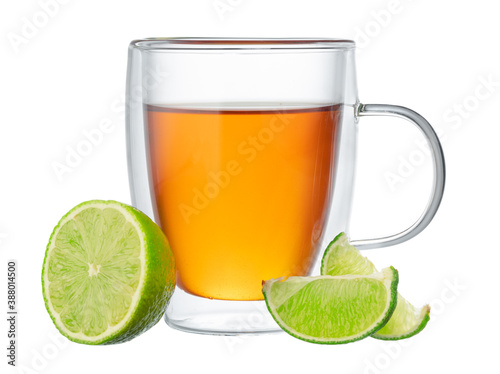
left=1, top=0, right=499, bottom=373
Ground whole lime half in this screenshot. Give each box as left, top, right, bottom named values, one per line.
left=42, top=200, right=175, bottom=345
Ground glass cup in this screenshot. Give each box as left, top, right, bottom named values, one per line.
left=126, top=38, right=445, bottom=335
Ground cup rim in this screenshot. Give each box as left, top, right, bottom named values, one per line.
left=129, top=38, right=355, bottom=51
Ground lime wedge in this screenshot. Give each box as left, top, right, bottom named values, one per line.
left=373, top=297, right=430, bottom=340
left=321, top=232, right=430, bottom=340
left=41, top=200, right=176, bottom=345
left=262, top=267, right=398, bottom=344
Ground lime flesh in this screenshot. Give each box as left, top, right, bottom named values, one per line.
left=42, top=200, right=175, bottom=345
left=321, top=232, right=430, bottom=340
left=262, top=267, right=398, bottom=344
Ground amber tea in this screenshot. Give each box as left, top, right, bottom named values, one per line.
left=146, top=104, right=341, bottom=300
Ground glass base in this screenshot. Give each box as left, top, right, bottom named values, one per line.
left=164, top=286, right=282, bottom=335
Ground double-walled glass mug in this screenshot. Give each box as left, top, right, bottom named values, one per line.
left=126, top=38, right=445, bottom=335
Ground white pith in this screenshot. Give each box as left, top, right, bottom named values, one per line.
left=87, top=263, right=101, bottom=277
left=42, top=202, right=146, bottom=342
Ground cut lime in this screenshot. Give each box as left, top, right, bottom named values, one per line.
left=321, top=232, right=430, bottom=340
left=262, top=267, right=398, bottom=344
left=41, top=200, right=176, bottom=345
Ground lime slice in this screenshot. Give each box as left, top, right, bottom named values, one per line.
left=262, top=267, right=398, bottom=344
left=321, top=232, right=430, bottom=340
left=41, top=200, right=176, bottom=345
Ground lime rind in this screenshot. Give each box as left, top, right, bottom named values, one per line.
left=262, top=267, right=399, bottom=344
left=321, top=232, right=430, bottom=341
left=42, top=200, right=175, bottom=345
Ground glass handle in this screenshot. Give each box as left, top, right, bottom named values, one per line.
left=350, top=103, right=446, bottom=250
